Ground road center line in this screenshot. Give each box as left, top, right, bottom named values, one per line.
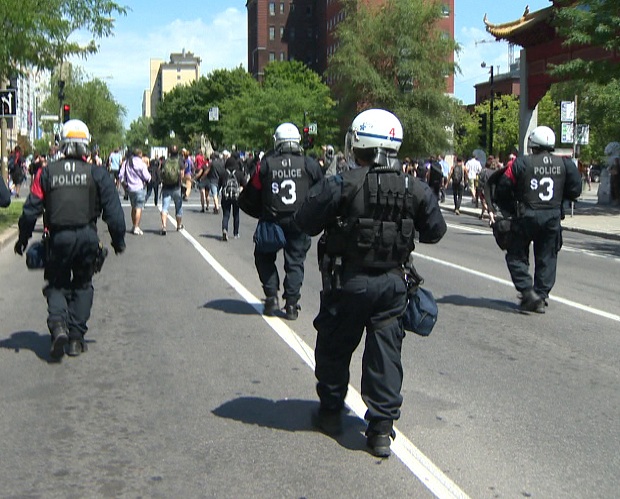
left=178, top=226, right=471, bottom=499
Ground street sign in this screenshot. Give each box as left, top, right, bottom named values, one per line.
left=209, top=107, right=219, bottom=121
left=0, top=89, right=17, bottom=117
left=40, top=114, right=59, bottom=122
left=561, top=101, right=574, bottom=122
left=308, top=123, right=317, bottom=135
left=561, top=123, right=589, bottom=145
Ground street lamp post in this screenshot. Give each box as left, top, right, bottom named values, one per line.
left=481, top=62, right=494, bottom=156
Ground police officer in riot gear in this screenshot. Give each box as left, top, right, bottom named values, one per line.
left=294, top=109, right=446, bottom=457
left=14, top=119, right=126, bottom=360
left=488, top=125, right=581, bottom=312
left=243, top=123, right=322, bottom=319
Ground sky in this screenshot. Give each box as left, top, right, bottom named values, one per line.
left=72, top=0, right=552, bottom=128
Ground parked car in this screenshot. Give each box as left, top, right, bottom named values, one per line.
left=590, top=164, right=603, bottom=183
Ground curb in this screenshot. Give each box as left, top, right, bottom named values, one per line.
left=0, top=226, right=18, bottom=252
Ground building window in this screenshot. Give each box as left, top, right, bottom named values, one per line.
left=280, top=26, right=284, bottom=40
left=441, top=4, right=450, bottom=16
left=269, top=26, right=275, bottom=40
left=269, top=2, right=275, bottom=15
left=280, top=52, right=285, bottom=61
left=290, top=2, right=294, bottom=13
left=269, top=52, right=275, bottom=62
left=289, top=27, right=295, bottom=41
left=280, top=2, right=284, bottom=14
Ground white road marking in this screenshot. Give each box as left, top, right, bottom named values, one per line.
left=175, top=222, right=471, bottom=499
left=446, top=222, right=620, bottom=262
left=414, top=253, right=620, bottom=323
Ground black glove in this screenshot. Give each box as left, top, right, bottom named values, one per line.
left=112, top=242, right=125, bottom=255
left=14, top=240, right=27, bottom=256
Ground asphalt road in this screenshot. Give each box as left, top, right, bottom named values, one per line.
left=1, top=198, right=618, bottom=498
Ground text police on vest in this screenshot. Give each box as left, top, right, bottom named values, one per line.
left=534, top=166, right=562, bottom=176
left=272, top=168, right=303, bottom=180
left=52, top=173, right=88, bottom=187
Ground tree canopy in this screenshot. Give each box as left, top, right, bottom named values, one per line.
left=329, top=0, right=459, bottom=156
left=39, top=67, right=125, bottom=155
left=551, top=0, right=620, bottom=82
left=0, top=0, right=127, bottom=80
left=151, top=62, right=338, bottom=152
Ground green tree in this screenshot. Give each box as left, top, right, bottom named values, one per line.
left=126, top=116, right=160, bottom=153
left=0, top=0, right=127, bottom=81
left=152, top=62, right=338, bottom=153
left=218, top=61, right=338, bottom=151
left=40, top=67, right=125, bottom=154
left=329, top=0, right=459, bottom=156
left=551, top=80, right=620, bottom=162
left=151, top=66, right=258, bottom=148
left=551, top=0, right=620, bottom=82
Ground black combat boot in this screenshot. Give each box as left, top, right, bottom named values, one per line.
left=285, top=302, right=300, bottom=320
left=311, top=407, right=343, bottom=436
left=263, top=296, right=279, bottom=316
left=520, top=288, right=545, bottom=314
left=67, top=335, right=87, bottom=357
left=50, top=325, right=69, bottom=360
left=366, top=419, right=396, bottom=458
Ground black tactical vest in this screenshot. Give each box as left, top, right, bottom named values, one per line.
left=262, top=153, right=309, bottom=218
left=326, top=168, right=416, bottom=270
left=518, top=153, right=566, bottom=210
left=46, top=158, right=97, bottom=228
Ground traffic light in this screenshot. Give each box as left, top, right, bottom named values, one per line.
left=479, top=113, right=488, bottom=149
left=303, top=126, right=310, bottom=149
left=62, top=104, right=70, bottom=123
left=58, top=80, right=65, bottom=101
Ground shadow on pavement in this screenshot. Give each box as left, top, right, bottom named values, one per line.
left=437, top=295, right=520, bottom=313
left=0, top=330, right=58, bottom=363
left=212, top=397, right=368, bottom=453
left=201, top=298, right=258, bottom=316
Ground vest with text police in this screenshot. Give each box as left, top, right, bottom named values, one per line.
left=517, top=153, right=566, bottom=210
left=326, top=168, right=416, bottom=270
left=262, top=153, right=310, bottom=218
left=46, top=158, right=97, bottom=228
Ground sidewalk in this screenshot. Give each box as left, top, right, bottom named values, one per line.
left=443, top=182, right=620, bottom=241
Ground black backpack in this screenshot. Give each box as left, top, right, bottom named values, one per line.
left=451, top=164, right=463, bottom=184
left=223, top=169, right=240, bottom=200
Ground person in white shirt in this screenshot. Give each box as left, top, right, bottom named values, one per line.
left=465, top=153, right=482, bottom=207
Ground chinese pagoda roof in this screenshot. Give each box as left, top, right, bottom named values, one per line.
left=484, top=5, right=555, bottom=47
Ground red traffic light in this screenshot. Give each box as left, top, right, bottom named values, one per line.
left=303, top=127, right=309, bottom=134
left=62, top=104, right=70, bottom=123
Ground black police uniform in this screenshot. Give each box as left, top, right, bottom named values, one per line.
left=252, top=148, right=323, bottom=313
left=500, top=152, right=581, bottom=305
left=294, top=165, right=446, bottom=439
left=16, top=156, right=126, bottom=355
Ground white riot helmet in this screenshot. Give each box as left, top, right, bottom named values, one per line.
left=345, top=109, right=403, bottom=169
left=60, top=119, right=91, bottom=158
left=528, top=126, right=555, bottom=151
left=273, top=122, right=302, bottom=153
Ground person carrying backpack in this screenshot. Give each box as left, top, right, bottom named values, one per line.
left=427, top=155, right=444, bottom=200
left=159, top=145, right=185, bottom=235
left=219, top=152, right=246, bottom=241
left=448, top=156, right=466, bottom=214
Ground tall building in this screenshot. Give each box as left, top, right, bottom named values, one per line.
left=246, top=0, right=455, bottom=93
left=143, top=50, right=201, bottom=118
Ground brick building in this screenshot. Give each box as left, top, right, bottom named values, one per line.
left=246, top=0, right=455, bottom=93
